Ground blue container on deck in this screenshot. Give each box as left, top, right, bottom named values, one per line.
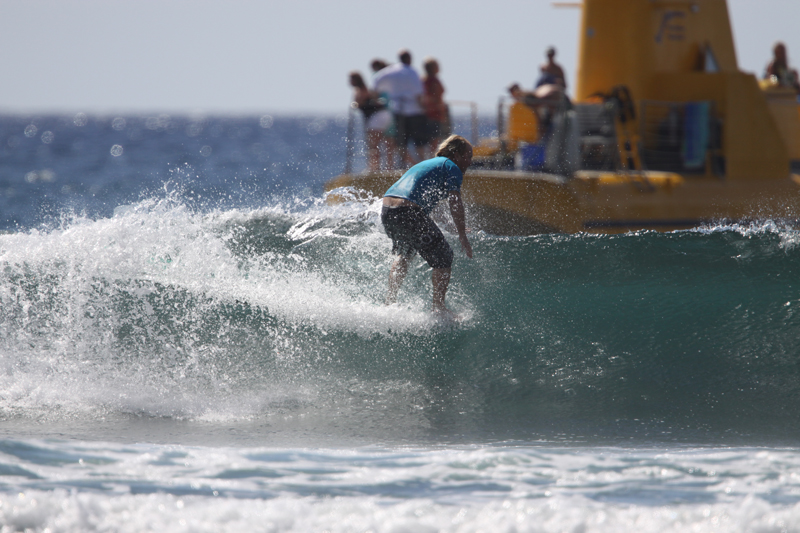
left=515, top=143, right=546, bottom=171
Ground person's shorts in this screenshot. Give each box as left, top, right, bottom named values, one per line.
left=394, top=114, right=430, bottom=148
left=366, top=109, right=392, bottom=132
left=381, top=204, right=453, bottom=269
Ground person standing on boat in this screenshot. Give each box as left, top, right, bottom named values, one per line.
left=373, top=49, right=429, bottom=166
left=421, top=57, right=449, bottom=156
left=765, top=42, right=800, bottom=94
left=536, top=46, right=567, bottom=90
left=369, top=59, right=397, bottom=168
left=348, top=71, right=393, bottom=171
left=381, top=135, right=473, bottom=318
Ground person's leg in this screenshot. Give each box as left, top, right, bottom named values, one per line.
left=386, top=254, right=411, bottom=305
left=410, top=115, right=429, bottom=163
left=431, top=267, right=451, bottom=313
left=414, top=210, right=454, bottom=314
left=375, top=131, right=389, bottom=170
left=366, top=129, right=380, bottom=171
left=384, top=135, right=396, bottom=169
left=395, top=114, right=409, bottom=166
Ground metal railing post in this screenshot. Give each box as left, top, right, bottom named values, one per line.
left=471, top=102, right=479, bottom=145
left=344, top=104, right=355, bottom=174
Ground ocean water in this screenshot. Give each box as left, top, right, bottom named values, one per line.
left=1, top=113, right=800, bottom=531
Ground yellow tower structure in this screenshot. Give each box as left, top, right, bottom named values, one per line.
left=577, top=0, right=737, bottom=100
left=576, top=0, right=795, bottom=180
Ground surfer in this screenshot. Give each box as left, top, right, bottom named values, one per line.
left=381, top=134, right=473, bottom=318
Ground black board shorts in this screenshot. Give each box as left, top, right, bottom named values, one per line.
left=381, top=205, right=453, bottom=269
left=394, top=114, right=430, bottom=148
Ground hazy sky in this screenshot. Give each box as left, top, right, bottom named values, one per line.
left=0, top=0, right=798, bottom=115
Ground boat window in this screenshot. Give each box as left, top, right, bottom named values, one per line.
left=704, top=44, right=720, bottom=73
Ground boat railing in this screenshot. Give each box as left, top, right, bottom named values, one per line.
left=638, top=100, right=721, bottom=175
left=344, top=102, right=357, bottom=174
left=573, top=103, right=618, bottom=171
left=445, top=100, right=480, bottom=146
left=491, top=95, right=721, bottom=176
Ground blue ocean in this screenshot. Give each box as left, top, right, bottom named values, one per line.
left=1, top=112, right=800, bottom=531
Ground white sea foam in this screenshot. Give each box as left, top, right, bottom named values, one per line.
left=0, top=194, right=447, bottom=339
left=687, top=219, right=798, bottom=237
left=1, top=442, right=800, bottom=532
left=0, top=195, right=476, bottom=422
left=10, top=491, right=800, bottom=533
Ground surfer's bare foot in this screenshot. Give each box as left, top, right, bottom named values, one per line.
left=432, top=306, right=460, bottom=321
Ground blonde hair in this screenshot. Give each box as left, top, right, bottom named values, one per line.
left=435, top=135, right=472, bottom=160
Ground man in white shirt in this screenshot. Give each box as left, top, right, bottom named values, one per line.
left=373, top=49, right=430, bottom=166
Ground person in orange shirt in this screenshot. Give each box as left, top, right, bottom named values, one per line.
left=421, top=57, right=449, bottom=155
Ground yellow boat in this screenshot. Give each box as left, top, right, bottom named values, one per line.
left=325, top=0, right=800, bottom=235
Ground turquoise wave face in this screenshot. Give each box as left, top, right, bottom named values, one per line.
left=2, top=196, right=800, bottom=444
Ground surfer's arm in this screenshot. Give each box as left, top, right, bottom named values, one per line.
left=448, top=190, right=472, bottom=258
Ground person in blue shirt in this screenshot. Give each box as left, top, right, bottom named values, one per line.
left=381, top=134, right=473, bottom=317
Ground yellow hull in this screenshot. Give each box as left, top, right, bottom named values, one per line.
left=325, top=170, right=800, bottom=235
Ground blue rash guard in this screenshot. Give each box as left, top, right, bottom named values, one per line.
left=384, top=157, right=463, bottom=214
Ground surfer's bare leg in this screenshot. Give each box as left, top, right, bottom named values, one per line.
left=432, top=268, right=452, bottom=314
left=386, top=254, right=410, bottom=304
